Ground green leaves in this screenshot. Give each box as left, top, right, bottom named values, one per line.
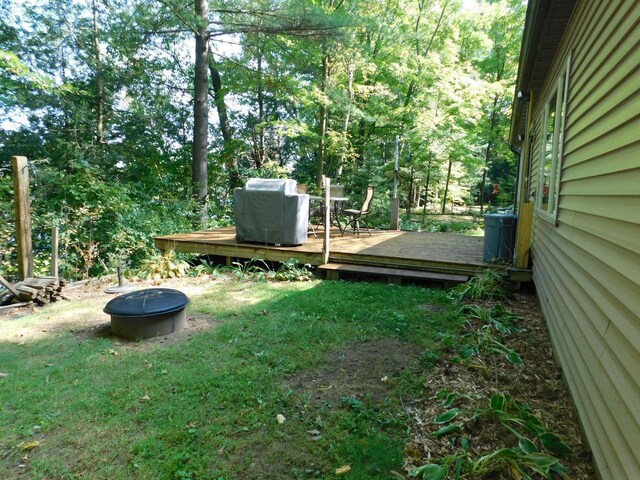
left=539, top=432, right=574, bottom=456
left=410, top=463, right=448, bottom=480
left=434, top=408, right=461, bottom=424
left=431, top=423, right=462, bottom=437
left=426, top=390, right=574, bottom=478
left=490, top=393, right=507, bottom=412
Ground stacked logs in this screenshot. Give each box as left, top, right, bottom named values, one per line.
left=0, top=276, right=68, bottom=309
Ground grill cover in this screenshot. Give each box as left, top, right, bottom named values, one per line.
left=234, top=178, right=309, bottom=245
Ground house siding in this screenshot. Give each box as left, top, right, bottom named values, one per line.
left=525, top=0, right=640, bottom=478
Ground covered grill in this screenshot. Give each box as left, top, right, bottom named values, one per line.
left=234, top=178, right=309, bottom=245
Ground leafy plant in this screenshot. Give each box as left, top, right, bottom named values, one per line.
left=188, top=259, right=221, bottom=277
left=411, top=392, right=574, bottom=480
left=450, top=270, right=509, bottom=303
left=457, top=305, right=524, bottom=365
left=462, top=304, right=525, bottom=335
left=137, top=251, right=191, bottom=280
left=411, top=463, right=448, bottom=480
left=275, top=258, right=314, bottom=281
left=226, top=258, right=274, bottom=281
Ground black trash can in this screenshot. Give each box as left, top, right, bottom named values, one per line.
left=483, top=213, right=517, bottom=262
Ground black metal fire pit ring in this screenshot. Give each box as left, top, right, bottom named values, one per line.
left=104, top=288, right=190, bottom=340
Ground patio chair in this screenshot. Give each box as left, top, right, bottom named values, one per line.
left=342, top=185, right=374, bottom=237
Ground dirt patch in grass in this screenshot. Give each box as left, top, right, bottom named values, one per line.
left=0, top=278, right=220, bottom=347
left=404, top=292, right=597, bottom=479
left=286, top=338, right=425, bottom=407
left=71, top=312, right=220, bottom=349
left=225, top=434, right=327, bottom=480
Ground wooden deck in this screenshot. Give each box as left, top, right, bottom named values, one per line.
left=154, top=227, right=520, bottom=278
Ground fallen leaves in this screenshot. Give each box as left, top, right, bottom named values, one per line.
left=23, top=441, right=40, bottom=451
left=335, top=465, right=351, bottom=475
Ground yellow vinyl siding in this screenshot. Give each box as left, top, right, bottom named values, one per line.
left=560, top=211, right=640, bottom=254
left=533, top=232, right=640, bottom=479
left=561, top=169, right=640, bottom=195
left=569, top=58, right=640, bottom=139
left=559, top=195, right=639, bottom=223
left=525, top=0, right=640, bottom=478
left=561, top=141, right=640, bottom=180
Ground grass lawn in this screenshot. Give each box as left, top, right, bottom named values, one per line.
left=0, top=279, right=460, bottom=479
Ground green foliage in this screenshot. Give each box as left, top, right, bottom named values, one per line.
left=0, top=0, right=525, bottom=276
left=274, top=258, right=314, bottom=282
left=404, top=215, right=481, bottom=234
left=457, top=304, right=524, bottom=365
left=138, top=251, right=191, bottom=280
left=413, top=392, right=574, bottom=480
left=225, top=258, right=275, bottom=281
left=450, top=269, right=510, bottom=303
left=410, top=463, right=448, bottom=480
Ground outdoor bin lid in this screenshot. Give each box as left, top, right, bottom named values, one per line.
left=104, top=288, right=189, bottom=317
left=483, top=212, right=517, bottom=218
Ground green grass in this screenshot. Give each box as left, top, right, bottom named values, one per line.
left=0, top=280, right=462, bottom=479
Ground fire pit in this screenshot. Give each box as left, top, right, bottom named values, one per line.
left=104, top=288, right=189, bottom=340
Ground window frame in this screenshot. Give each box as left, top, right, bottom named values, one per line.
left=536, top=54, right=571, bottom=223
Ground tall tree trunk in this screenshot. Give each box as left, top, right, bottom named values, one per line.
left=422, top=151, right=432, bottom=216
left=336, top=60, right=354, bottom=179
left=256, top=44, right=266, bottom=168
left=406, top=166, right=414, bottom=214
left=193, top=0, right=209, bottom=225
left=208, top=50, right=239, bottom=190
left=480, top=94, right=499, bottom=214
left=91, top=0, right=105, bottom=146
left=441, top=157, right=453, bottom=214
left=316, top=46, right=330, bottom=187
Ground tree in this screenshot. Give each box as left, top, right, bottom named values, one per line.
left=193, top=0, right=210, bottom=225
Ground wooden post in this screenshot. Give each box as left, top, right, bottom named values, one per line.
left=12, top=156, right=33, bottom=280
left=51, top=225, right=59, bottom=278
left=391, top=136, right=400, bottom=230
left=322, top=176, right=331, bottom=264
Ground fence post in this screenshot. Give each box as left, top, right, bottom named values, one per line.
left=391, top=136, right=400, bottom=230
left=51, top=224, right=59, bottom=278
left=12, top=156, right=33, bottom=280
left=322, top=176, right=331, bottom=264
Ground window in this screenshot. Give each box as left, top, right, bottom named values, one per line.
left=537, top=55, right=571, bottom=221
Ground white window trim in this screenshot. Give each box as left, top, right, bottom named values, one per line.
left=536, top=53, right=571, bottom=224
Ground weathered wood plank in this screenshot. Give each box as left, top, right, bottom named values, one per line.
left=318, top=263, right=468, bottom=284
left=0, top=275, right=20, bottom=299
left=0, top=301, right=33, bottom=312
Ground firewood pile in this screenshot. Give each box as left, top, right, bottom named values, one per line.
left=0, top=275, right=68, bottom=310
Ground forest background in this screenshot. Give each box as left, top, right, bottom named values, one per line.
left=0, top=0, right=525, bottom=280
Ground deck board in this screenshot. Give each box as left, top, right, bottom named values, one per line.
left=155, top=227, right=501, bottom=276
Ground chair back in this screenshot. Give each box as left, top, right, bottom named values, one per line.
left=360, top=186, right=375, bottom=214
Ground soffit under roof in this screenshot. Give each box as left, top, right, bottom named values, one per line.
left=510, top=0, right=578, bottom=144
